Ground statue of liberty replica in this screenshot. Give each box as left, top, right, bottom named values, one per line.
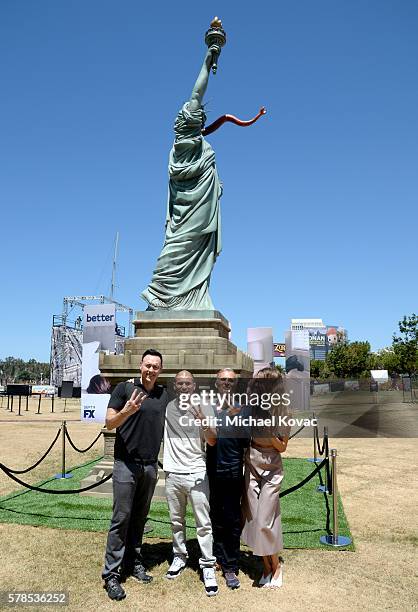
left=88, top=21, right=265, bottom=499
left=141, top=17, right=265, bottom=311
left=99, top=18, right=264, bottom=389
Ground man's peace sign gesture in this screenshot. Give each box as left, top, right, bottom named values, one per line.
left=122, top=388, right=147, bottom=417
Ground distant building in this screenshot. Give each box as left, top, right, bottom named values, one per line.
left=291, top=318, right=347, bottom=361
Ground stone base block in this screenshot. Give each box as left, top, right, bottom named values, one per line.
left=100, top=310, right=253, bottom=385
left=79, top=430, right=166, bottom=501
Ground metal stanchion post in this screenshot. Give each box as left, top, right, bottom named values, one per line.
left=10, top=396, right=14, bottom=412
left=7, top=395, right=10, bottom=410
left=320, top=448, right=352, bottom=547
left=18, top=395, right=22, bottom=416
left=37, top=395, right=42, bottom=414
left=317, top=426, right=329, bottom=493
left=51, top=395, right=55, bottom=413
left=308, top=414, right=321, bottom=463
left=54, top=421, right=73, bottom=479
left=25, top=395, right=29, bottom=411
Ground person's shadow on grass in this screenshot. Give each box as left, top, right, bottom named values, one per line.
left=141, top=539, right=264, bottom=586
left=141, top=539, right=202, bottom=573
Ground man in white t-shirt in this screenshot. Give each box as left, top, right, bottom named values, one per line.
left=163, top=370, right=218, bottom=597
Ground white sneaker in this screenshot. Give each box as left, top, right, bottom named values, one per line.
left=269, top=564, right=283, bottom=588
left=165, top=556, right=186, bottom=579
left=202, top=567, right=219, bottom=596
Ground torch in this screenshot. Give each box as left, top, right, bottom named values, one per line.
left=205, top=16, right=227, bottom=74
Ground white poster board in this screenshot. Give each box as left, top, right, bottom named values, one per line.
left=371, top=370, right=389, bottom=383
left=81, top=304, right=115, bottom=422
left=81, top=393, right=109, bottom=423
left=247, top=327, right=274, bottom=374
left=285, top=329, right=310, bottom=412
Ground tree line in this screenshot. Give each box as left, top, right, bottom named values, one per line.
left=0, top=357, right=50, bottom=385
left=1, top=314, right=417, bottom=384
left=310, top=313, right=418, bottom=380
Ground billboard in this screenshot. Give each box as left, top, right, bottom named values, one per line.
left=308, top=329, right=327, bottom=347
left=81, top=304, right=115, bottom=423
left=326, top=325, right=347, bottom=346
left=273, top=342, right=286, bottom=358
left=307, top=327, right=327, bottom=361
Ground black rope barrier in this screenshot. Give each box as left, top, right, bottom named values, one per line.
left=0, top=506, right=110, bottom=521
left=0, top=456, right=104, bottom=505
left=289, top=424, right=305, bottom=440
left=1, top=428, right=61, bottom=474
left=0, top=463, right=113, bottom=495
left=147, top=516, right=197, bottom=530
left=0, top=456, right=331, bottom=532
left=148, top=458, right=330, bottom=529
left=65, top=428, right=103, bottom=454
left=0, top=456, right=329, bottom=499
left=280, top=458, right=327, bottom=498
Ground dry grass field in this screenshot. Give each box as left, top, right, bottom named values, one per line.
left=0, top=398, right=417, bottom=611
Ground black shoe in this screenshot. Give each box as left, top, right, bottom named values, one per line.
left=224, top=571, right=240, bottom=589
left=104, top=576, right=126, bottom=601
left=132, top=563, right=153, bottom=584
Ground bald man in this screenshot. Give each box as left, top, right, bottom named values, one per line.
left=163, top=371, right=218, bottom=597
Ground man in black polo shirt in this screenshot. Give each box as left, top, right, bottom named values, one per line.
left=102, top=349, right=168, bottom=601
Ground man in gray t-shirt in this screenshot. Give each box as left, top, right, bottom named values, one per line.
left=163, top=370, right=218, bottom=597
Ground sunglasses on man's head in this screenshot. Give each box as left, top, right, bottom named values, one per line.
left=218, top=378, right=235, bottom=383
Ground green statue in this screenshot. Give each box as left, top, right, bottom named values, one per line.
left=141, top=18, right=265, bottom=311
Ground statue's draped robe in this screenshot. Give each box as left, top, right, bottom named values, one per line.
left=141, top=103, right=222, bottom=310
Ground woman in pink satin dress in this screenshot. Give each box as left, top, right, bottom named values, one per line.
left=241, top=368, right=291, bottom=588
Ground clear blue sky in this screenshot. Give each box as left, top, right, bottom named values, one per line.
left=1, top=1, right=417, bottom=362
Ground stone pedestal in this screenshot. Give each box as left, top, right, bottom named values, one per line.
left=82, top=310, right=253, bottom=500
left=80, top=429, right=167, bottom=500
left=79, top=429, right=115, bottom=498
left=99, top=310, right=253, bottom=384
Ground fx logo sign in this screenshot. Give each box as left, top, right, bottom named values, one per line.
left=84, top=409, right=95, bottom=418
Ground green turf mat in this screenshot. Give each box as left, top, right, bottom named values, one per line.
left=0, top=457, right=354, bottom=550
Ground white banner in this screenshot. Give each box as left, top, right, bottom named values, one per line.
left=247, top=327, right=274, bottom=374
left=285, top=330, right=310, bottom=412
left=31, top=385, right=56, bottom=397
left=81, top=392, right=109, bottom=423
left=81, top=304, right=115, bottom=421
left=82, top=304, right=116, bottom=350
left=371, top=370, right=389, bottom=383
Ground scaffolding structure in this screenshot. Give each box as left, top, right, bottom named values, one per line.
left=50, top=295, right=134, bottom=387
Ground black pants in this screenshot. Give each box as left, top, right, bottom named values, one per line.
left=102, top=459, right=158, bottom=580
left=208, top=474, right=243, bottom=573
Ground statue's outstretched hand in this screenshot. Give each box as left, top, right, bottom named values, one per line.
left=206, top=45, right=221, bottom=67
